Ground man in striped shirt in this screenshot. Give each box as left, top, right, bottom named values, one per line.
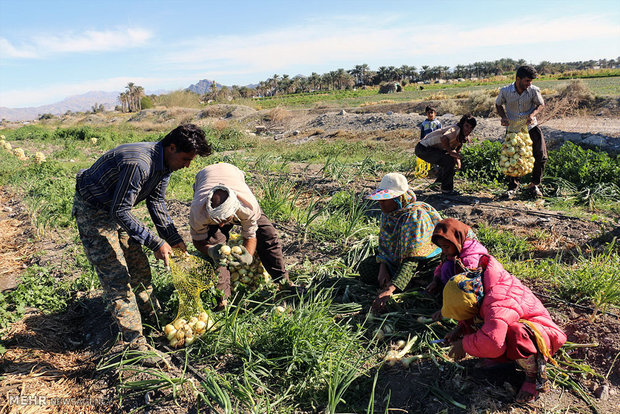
left=73, top=124, right=211, bottom=360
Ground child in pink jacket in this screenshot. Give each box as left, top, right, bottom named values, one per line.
left=441, top=255, right=567, bottom=403
left=426, top=218, right=488, bottom=294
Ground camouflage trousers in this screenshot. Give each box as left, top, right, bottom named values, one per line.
left=72, top=189, right=156, bottom=343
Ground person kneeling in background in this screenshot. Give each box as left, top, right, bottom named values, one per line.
left=414, top=114, right=477, bottom=196
left=440, top=256, right=566, bottom=402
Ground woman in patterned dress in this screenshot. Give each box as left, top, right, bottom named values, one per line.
left=359, top=173, right=442, bottom=312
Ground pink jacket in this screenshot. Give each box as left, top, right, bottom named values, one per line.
left=462, top=256, right=567, bottom=359
left=436, top=239, right=489, bottom=285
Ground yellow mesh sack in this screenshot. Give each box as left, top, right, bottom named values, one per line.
left=413, top=157, right=431, bottom=179
left=164, top=250, right=217, bottom=348
left=500, top=120, right=535, bottom=178
left=223, top=233, right=273, bottom=291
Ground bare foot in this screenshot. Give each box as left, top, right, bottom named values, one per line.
left=516, top=377, right=538, bottom=403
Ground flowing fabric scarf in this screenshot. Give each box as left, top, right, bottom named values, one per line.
left=432, top=218, right=477, bottom=253
left=205, top=185, right=241, bottom=224
left=377, top=189, right=441, bottom=270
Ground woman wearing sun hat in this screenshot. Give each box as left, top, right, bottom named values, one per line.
left=359, top=172, right=442, bottom=312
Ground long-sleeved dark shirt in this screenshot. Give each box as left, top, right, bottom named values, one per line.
left=76, top=141, right=183, bottom=251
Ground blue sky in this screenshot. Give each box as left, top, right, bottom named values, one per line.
left=1, top=0, right=619, bottom=108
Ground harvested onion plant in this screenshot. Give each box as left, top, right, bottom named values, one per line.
left=174, top=287, right=377, bottom=412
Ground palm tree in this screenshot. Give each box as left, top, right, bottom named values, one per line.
left=420, top=65, right=430, bottom=81
left=309, top=72, right=321, bottom=91
left=349, top=64, right=370, bottom=86
left=134, top=86, right=145, bottom=111
left=118, top=92, right=127, bottom=112
left=125, top=82, right=136, bottom=111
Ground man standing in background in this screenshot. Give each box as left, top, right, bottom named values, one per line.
left=496, top=65, right=546, bottom=199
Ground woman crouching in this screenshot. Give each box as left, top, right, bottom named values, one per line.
left=359, top=172, right=442, bottom=312
left=441, top=256, right=566, bottom=402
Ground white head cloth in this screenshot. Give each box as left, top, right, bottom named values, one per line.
left=205, top=185, right=241, bottom=224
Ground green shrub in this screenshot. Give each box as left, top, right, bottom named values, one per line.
left=205, top=126, right=252, bottom=152
left=141, top=96, right=154, bottom=109
left=54, top=126, right=98, bottom=141
left=546, top=142, right=620, bottom=188
left=7, top=125, right=53, bottom=140
left=459, top=140, right=503, bottom=184
left=0, top=266, right=72, bottom=329
left=156, top=90, right=202, bottom=108
left=476, top=222, right=530, bottom=259
left=462, top=89, right=497, bottom=116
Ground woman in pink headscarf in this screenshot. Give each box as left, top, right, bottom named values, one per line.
left=441, top=257, right=566, bottom=402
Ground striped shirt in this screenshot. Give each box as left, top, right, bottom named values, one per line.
left=419, top=119, right=442, bottom=139
left=76, top=141, right=182, bottom=251
left=496, top=83, right=544, bottom=129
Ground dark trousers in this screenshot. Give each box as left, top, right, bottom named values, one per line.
left=203, top=213, right=289, bottom=298
left=415, top=143, right=456, bottom=192
left=508, top=126, right=547, bottom=190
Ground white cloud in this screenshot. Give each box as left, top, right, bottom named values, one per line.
left=0, top=27, right=153, bottom=59
left=0, top=38, right=38, bottom=58
left=161, top=14, right=620, bottom=75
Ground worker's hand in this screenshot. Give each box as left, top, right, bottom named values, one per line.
left=377, top=266, right=391, bottom=288
left=155, top=242, right=173, bottom=268
left=426, top=278, right=440, bottom=295
left=444, top=326, right=463, bottom=343
left=500, top=117, right=510, bottom=127
left=431, top=310, right=443, bottom=321
left=455, top=158, right=462, bottom=170
left=207, top=243, right=226, bottom=263
left=171, top=241, right=187, bottom=252
left=448, top=150, right=461, bottom=160
left=232, top=246, right=253, bottom=265
left=371, top=285, right=396, bottom=313
left=526, top=114, right=535, bottom=125
left=448, top=339, right=466, bottom=361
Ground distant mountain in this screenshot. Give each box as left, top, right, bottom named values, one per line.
left=186, top=79, right=226, bottom=95
left=0, top=91, right=119, bottom=122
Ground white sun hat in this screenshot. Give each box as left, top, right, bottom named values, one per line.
left=367, top=173, right=409, bottom=200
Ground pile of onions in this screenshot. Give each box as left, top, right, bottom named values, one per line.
left=219, top=233, right=272, bottom=291
left=164, top=311, right=214, bottom=348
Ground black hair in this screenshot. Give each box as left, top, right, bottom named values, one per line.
left=160, top=124, right=212, bottom=156
left=457, top=114, right=476, bottom=141
left=457, top=114, right=476, bottom=129
left=516, top=65, right=538, bottom=80
left=425, top=106, right=437, bottom=113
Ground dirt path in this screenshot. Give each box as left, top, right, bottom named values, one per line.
left=0, top=189, right=34, bottom=291
left=543, top=116, right=620, bottom=137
